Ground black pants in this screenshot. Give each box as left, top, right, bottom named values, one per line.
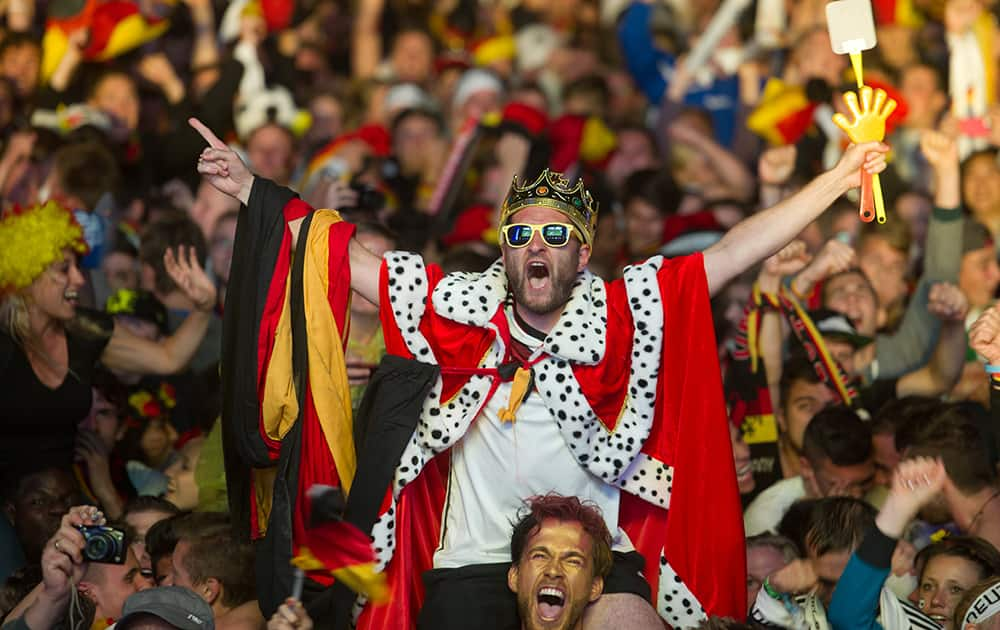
left=416, top=551, right=651, bottom=630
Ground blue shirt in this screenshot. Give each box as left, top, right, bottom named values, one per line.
left=617, top=2, right=741, bottom=146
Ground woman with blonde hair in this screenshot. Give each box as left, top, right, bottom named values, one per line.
left=0, top=201, right=216, bottom=481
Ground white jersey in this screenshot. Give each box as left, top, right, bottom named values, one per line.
left=433, top=309, right=628, bottom=568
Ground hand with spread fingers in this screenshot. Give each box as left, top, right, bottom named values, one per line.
left=833, top=87, right=898, bottom=145
left=164, top=244, right=217, bottom=312
left=876, top=457, right=947, bottom=538
left=190, top=117, right=255, bottom=204
left=832, top=87, right=895, bottom=222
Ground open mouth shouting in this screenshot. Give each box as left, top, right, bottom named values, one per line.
left=64, top=289, right=79, bottom=306
left=735, top=461, right=753, bottom=486
left=536, top=584, right=567, bottom=623
left=526, top=260, right=550, bottom=291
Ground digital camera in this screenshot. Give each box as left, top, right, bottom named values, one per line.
left=79, top=525, right=126, bottom=564
left=349, top=182, right=386, bottom=213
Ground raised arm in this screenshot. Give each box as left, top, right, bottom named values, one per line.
left=895, top=283, right=969, bottom=396
left=703, top=142, right=888, bottom=296
left=921, top=130, right=964, bottom=283
left=101, top=246, right=216, bottom=374
left=190, top=118, right=383, bottom=306
left=827, top=458, right=946, bottom=630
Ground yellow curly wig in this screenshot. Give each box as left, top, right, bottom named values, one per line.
left=0, top=202, right=88, bottom=296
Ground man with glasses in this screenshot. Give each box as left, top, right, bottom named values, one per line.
left=190, top=117, right=888, bottom=628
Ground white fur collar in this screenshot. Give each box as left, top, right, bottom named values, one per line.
left=431, top=259, right=607, bottom=365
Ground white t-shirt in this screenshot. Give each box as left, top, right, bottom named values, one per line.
left=743, top=476, right=806, bottom=537
left=432, top=311, right=628, bottom=569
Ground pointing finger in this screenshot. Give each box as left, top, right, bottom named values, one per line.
left=189, top=117, right=228, bottom=150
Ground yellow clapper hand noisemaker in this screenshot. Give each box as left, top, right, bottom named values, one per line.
left=832, top=86, right=897, bottom=223
left=826, top=0, right=895, bottom=223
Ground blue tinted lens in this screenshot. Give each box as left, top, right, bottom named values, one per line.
left=542, top=224, right=569, bottom=245
left=507, top=224, right=533, bottom=246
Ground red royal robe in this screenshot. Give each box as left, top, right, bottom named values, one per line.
left=356, top=251, right=746, bottom=629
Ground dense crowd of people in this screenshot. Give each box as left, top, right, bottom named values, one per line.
left=3, top=0, right=1000, bottom=628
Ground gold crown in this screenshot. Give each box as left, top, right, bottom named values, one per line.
left=499, top=169, right=599, bottom=245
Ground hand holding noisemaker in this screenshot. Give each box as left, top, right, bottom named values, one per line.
left=832, top=87, right=897, bottom=223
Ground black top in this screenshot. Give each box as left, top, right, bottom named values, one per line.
left=0, top=309, right=113, bottom=480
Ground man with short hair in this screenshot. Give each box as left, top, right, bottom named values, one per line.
left=751, top=497, right=876, bottom=626
left=904, top=404, right=1000, bottom=550
left=855, top=219, right=912, bottom=329
left=775, top=356, right=836, bottom=480
left=170, top=519, right=264, bottom=630
left=869, top=396, right=943, bottom=488
left=744, top=407, right=876, bottom=536
left=812, top=285, right=969, bottom=415
left=122, top=496, right=180, bottom=572
left=77, top=543, right=152, bottom=628
left=1, top=467, right=80, bottom=580
left=506, top=495, right=617, bottom=630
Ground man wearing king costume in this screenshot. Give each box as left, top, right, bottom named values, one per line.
left=190, top=118, right=889, bottom=629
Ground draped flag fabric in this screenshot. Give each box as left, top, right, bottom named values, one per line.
left=222, top=179, right=356, bottom=614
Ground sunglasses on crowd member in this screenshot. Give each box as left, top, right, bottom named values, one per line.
left=501, top=223, right=577, bottom=248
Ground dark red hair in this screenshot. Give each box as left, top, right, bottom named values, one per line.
left=510, top=494, right=613, bottom=577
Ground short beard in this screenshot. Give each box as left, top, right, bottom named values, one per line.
left=506, top=259, right=580, bottom=316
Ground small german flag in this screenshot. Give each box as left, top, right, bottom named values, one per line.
left=42, top=0, right=172, bottom=82
left=290, top=486, right=390, bottom=604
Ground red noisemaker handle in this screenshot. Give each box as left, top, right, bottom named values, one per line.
left=858, top=168, right=875, bottom=223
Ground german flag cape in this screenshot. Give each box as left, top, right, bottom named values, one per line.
left=221, top=178, right=356, bottom=616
